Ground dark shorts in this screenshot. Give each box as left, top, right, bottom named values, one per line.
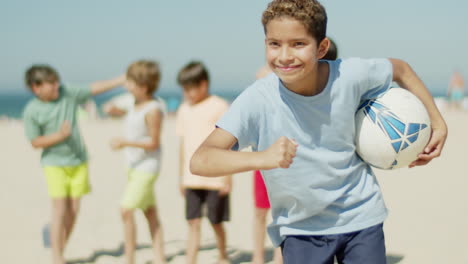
left=281, top=223, right=386, bottom=264
left=185, top=188, right=230, bottom=224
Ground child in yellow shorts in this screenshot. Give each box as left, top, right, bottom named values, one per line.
left=23, top=64, right=125, bottom=264
left=44, top=163, right=90, bottom=198
left=109, top=60, right=167, bottom=264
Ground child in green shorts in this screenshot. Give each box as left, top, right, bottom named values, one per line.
left=22, top=64, right=125, bottom=264
left=109, top=60, right=167, bottom=264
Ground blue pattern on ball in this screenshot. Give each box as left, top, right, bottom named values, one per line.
left=358, top=99, right=429, bottom=168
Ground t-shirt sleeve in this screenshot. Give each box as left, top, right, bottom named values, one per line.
left=23, top=107, right=41, bottom=141
left=356, top=58, right=394, bottom=100
left=216, top=87, right=260, bottom=151
left=63, top=84, right=92, bottom=104
left=111, top=93, right=135, bottom=111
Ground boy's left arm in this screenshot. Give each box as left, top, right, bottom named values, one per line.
left=389, top=58, right=448, bottom=167
left=90, top=75, right=126, bottom=96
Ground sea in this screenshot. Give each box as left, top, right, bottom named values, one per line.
left=0, top=87, right=241, bottom=120
left=0, top=86, right=449, bottom=120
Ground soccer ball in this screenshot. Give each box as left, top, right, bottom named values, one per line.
left=355, top=88, right=431, bottom=169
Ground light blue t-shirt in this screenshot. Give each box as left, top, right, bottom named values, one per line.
left=217, top=58, right=393, bottom=246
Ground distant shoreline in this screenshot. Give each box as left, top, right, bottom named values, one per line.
left=0, top=87, right=460, bottom=119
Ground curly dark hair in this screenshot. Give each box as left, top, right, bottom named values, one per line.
left=262, top=0, right=327, bottom=43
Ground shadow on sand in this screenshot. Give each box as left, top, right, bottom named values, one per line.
left=66, top=242, right=404, bottom=264
left=66, top=241, right=216, bottom=264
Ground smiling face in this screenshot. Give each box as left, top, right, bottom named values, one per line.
left=32, top=81, right=60, bottom=101
left=265, top=17, right=329, bottom=93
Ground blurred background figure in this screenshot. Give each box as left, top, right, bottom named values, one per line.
left=447, top=70, right=465, bottom=111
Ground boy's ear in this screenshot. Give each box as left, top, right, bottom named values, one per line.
left=317, top=38, right=330, bottom=59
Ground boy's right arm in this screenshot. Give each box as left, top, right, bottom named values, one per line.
left=103, top=102, right=127, bottom=117
left=190, top=128, right=298, bottom=177
left=30, top=121, right=71, bottom=149
left=90, top=75, right=126, bottom=96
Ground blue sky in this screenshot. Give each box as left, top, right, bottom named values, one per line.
left=1, top=0, right=467, bottom=96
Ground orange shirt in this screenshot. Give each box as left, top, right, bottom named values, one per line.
left=176, top=95, right=230, bottom=190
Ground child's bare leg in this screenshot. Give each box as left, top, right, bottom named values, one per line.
left=211, top=222, right=229, bottom=264
left=121, top=208, right=136, bottom=264
left=186, top=218, right=201, bottom=264
left=273, top=247, right=283, bottom=264
left=62, top=198, right=80, bottom=245
left=144, top=206, right=167, bottom=264
left=51, top=198, right=67, bottom=264
left=252, top=208, right=268, bottom=264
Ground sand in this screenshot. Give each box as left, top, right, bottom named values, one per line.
left=1, top=111, right=467, bottom=264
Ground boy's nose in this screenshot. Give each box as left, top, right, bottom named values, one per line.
left=278, top=47, right=294, bottom=64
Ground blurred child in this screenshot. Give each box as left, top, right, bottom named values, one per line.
left=191, top=0, right=447, bottom=263
left=109, top=60, right=167, bottom=264
left=23, top=64, right=125, bottom=264
left=175, top=61, right=231, bottom=264
left=447, top=70, right=465, bottom=110
left=251, top=171, right=283, bottom=264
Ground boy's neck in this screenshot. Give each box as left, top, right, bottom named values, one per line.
left=135, top=94, right=153, bottom=105
left=193, top=93, right=211, bottom=105
left=36, top=94, right=58, bottom=103
left=37, top=96, right=52, bottom=102
left=284, top=61, right=329, bottom=96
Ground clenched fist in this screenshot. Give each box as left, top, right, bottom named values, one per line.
left=262, top=136, right=298, bottom=169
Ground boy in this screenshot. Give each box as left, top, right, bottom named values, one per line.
left=23, top=64, right=125, bottom=264
left=251, top=37, right=338, bottom=264
left=109, top=60, right=167, bottom=264
left=175, top=61, right=232, bottom=264
left=190, top=1, right=448, bottom=263
left=252, top=38, right=338, bottom=264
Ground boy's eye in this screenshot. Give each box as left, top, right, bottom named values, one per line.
left=294, top=42, right=305, bottom=47
left=268, top=41, right=280, bottom=47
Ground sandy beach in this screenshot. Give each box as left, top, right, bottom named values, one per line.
left=1, top=110, right=467, bottom=264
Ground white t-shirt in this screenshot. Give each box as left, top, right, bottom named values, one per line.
left=124, top=99, right=166, bottom=173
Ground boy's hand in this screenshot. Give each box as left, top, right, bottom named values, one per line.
left=218, top=183, right=231, bottom=197
left=409, top=123, right=448, bottom=168
left=110, top=138, right=125, bottom=150
left=103, top=104, right=114, bottom=115
left=59, top=121, right=72, bottom=139
left=262, top=136, right=298, bottom=169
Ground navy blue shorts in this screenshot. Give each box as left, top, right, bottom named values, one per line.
left=281, top=223, right=386, bottom=264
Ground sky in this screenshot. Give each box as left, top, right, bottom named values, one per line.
left=1, top=0, right=467, bottom=96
